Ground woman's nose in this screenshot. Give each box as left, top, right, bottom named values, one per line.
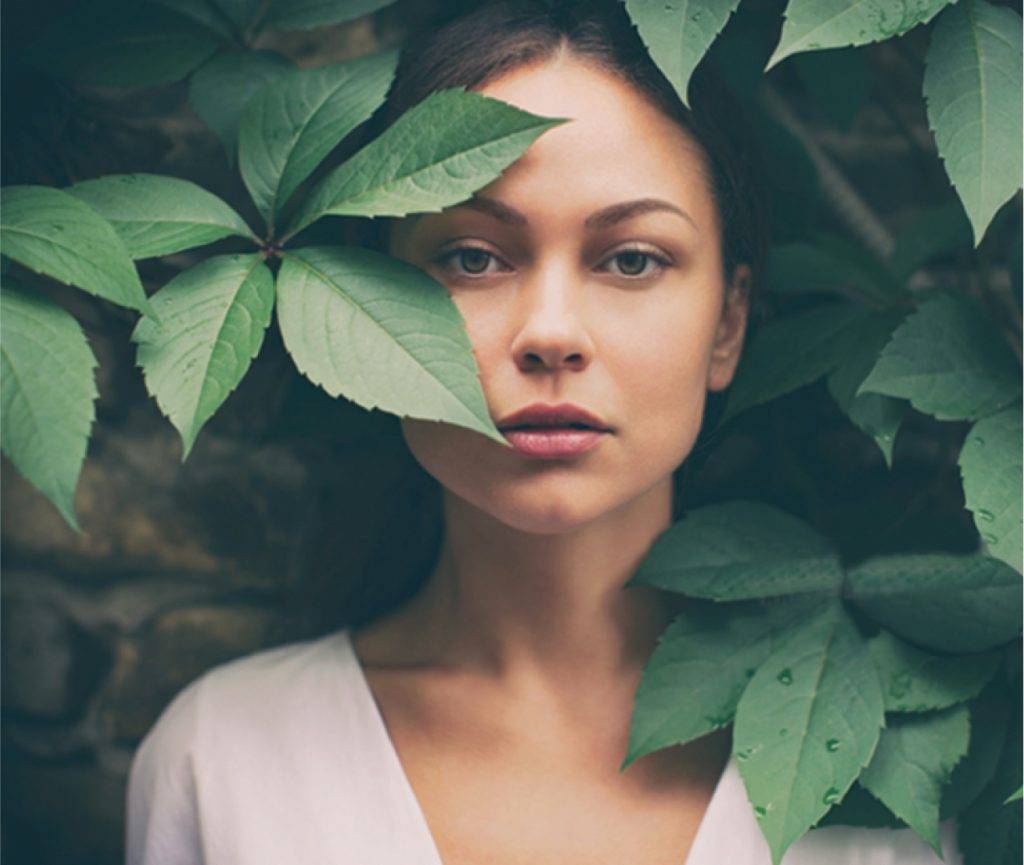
left=510, top=263, right=595, bottom=373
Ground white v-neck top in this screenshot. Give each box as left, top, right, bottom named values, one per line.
left=126, top=628, right=963, bottom=865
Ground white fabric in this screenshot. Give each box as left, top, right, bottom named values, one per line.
left=126, top=628, right=963, bottom=865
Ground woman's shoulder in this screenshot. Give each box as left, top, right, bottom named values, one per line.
left=131, top=627, right=361, bottom=766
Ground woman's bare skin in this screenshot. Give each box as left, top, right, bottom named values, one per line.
left=360, top=44, right=750, bottom=865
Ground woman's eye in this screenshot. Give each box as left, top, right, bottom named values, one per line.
left=434, top=247, right=503, bottom=277
left=602, top=250, right=670, bottom=279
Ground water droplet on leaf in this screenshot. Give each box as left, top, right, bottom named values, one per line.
left=822, top=787, right=841, bottom=805
left=776, top=668, right=793, bottom=685
left=826, top=738, right=840, bottom=752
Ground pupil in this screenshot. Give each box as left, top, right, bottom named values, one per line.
left=460, top=249, right=490, bottom=274
left=617, top=252, right=646, bottom=275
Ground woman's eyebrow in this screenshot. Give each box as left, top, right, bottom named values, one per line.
left=451, top=194, right=699, bottom=232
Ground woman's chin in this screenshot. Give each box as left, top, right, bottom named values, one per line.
left=476, top=489, right=616, bottom=535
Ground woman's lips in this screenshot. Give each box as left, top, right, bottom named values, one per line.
left=502, top=426, right=608, bottom=458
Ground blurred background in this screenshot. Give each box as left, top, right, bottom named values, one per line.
left=2, top=0, right=1019, bottom=861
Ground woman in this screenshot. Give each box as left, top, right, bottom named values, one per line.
left=126, top=2, right=961, bottom=863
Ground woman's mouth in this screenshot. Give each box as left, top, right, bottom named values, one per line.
left=501, top=425, right=609, bottom=459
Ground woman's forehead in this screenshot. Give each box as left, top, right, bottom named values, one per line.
left=467, top=55, right=715, bottom=224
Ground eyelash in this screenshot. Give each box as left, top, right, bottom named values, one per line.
left=431, top=244, right=672, bottom=281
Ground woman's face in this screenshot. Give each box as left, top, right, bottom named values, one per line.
left=389, top=52, right=750, bottom=535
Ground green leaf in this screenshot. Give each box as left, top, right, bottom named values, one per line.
left=623, top=594, right=828, bottom=770
left=846, top=553, right=1023, bottom=653
left=827, top=309, right=908, bottom=467
left=766, top=0, right=954, bottom=70
left=209, top=0, right=262, bottom=30
left=262, top=0, right=396, bottom=31
left=622, top=0, right=742, bottom=109
left=958, top=405, right=1023, bottom=573
left=889, top=202, right=974, bottom=284
left=1, top=282, right=98, bottom=533
left=860, top=705, right=970, bottom=855
left=284, top=88, right=569, bottom=240
left=25, top=0, right=220, bottom=88
left=1007, top=787, right=1023, bottom=804
left=765, top=235, right=906, bottom=303
left=923, top=0, right=1023, bottom=245
left=239, top=49, right=399, bottom=230
left=733, top=600, right=885, bottom=865
left=957, top=691, right=1022, bottom=865
left=275, top=246, right=507, bottom=446
left=627, top=500, right=843, bottom=600
left=1, top=186, right=156, bottom=319
left=131, top=254, right=274, bottom=460
left=815, top=782, right=905, bottom=829
left=868, top=630, right=999, bottom=713
left=857, top=290, right=1020, bottom=422
left=942, top=680, right=1012, bottom=818
left=188, top=50, right=294, bottom=165
left=68, top=174, right=256, bottom=259
left=721, top=302, right=871, bottom=424
left=151, top=0, right=237, bottom=39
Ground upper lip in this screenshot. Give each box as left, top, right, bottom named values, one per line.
left=497, top=402, right=612, bottom=431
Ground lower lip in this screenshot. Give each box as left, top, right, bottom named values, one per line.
left=501, top=427, right=609, bottom=458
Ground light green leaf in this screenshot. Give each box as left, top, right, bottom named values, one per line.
left=1, top=186, right=156, bottom=319
left=623, top=594, right=828, bottom=771
left=623, top=0, right=742, bottom=109
left=827, top=310, right=909, bottom=467
left=284, top=88, right=569, bottom=240
left=958, top=405, right=1023, bottom=573
left=923, top=0, right=1023, bottom=245
left=262, top=0, right=396, bottom=30
left=721, top=302, right=871, bottom=425
left=239, top=49, right=399, bottom=230
left=733, top=601, right=885, bottom=865
left=766, top=0, right=954, bottom=70
left=889, top=202, right=974, bottom=284
left=69, top=174, right=256, bottom=259
left=627, top=500, right=843, bottom=600
left=275, top=246, right=507, bottom=446
left=846, top=553, right=1023, bottom=653
left=1, top=282, right=98, bottom=533
left=131, top=254, right=274, bottom=461
left=188, top=49, right=294, bottom=165
left=25, top=0, right=220, bottom=88
left=868, top=630, right=999, bottom=713
left=857, top=290, right=1020, bottom=421
left=1007, top=787, right=1023, bottom=804
left=860, top=705, right=970, bottom=855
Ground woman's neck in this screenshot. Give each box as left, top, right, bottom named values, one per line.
left=391, top=475, right=687, bottom=694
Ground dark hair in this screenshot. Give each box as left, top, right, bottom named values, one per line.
left=317, top=0, right=770, bottom=632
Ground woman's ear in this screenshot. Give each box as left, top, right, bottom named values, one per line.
left=707, top=263, right=751, bottom=392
